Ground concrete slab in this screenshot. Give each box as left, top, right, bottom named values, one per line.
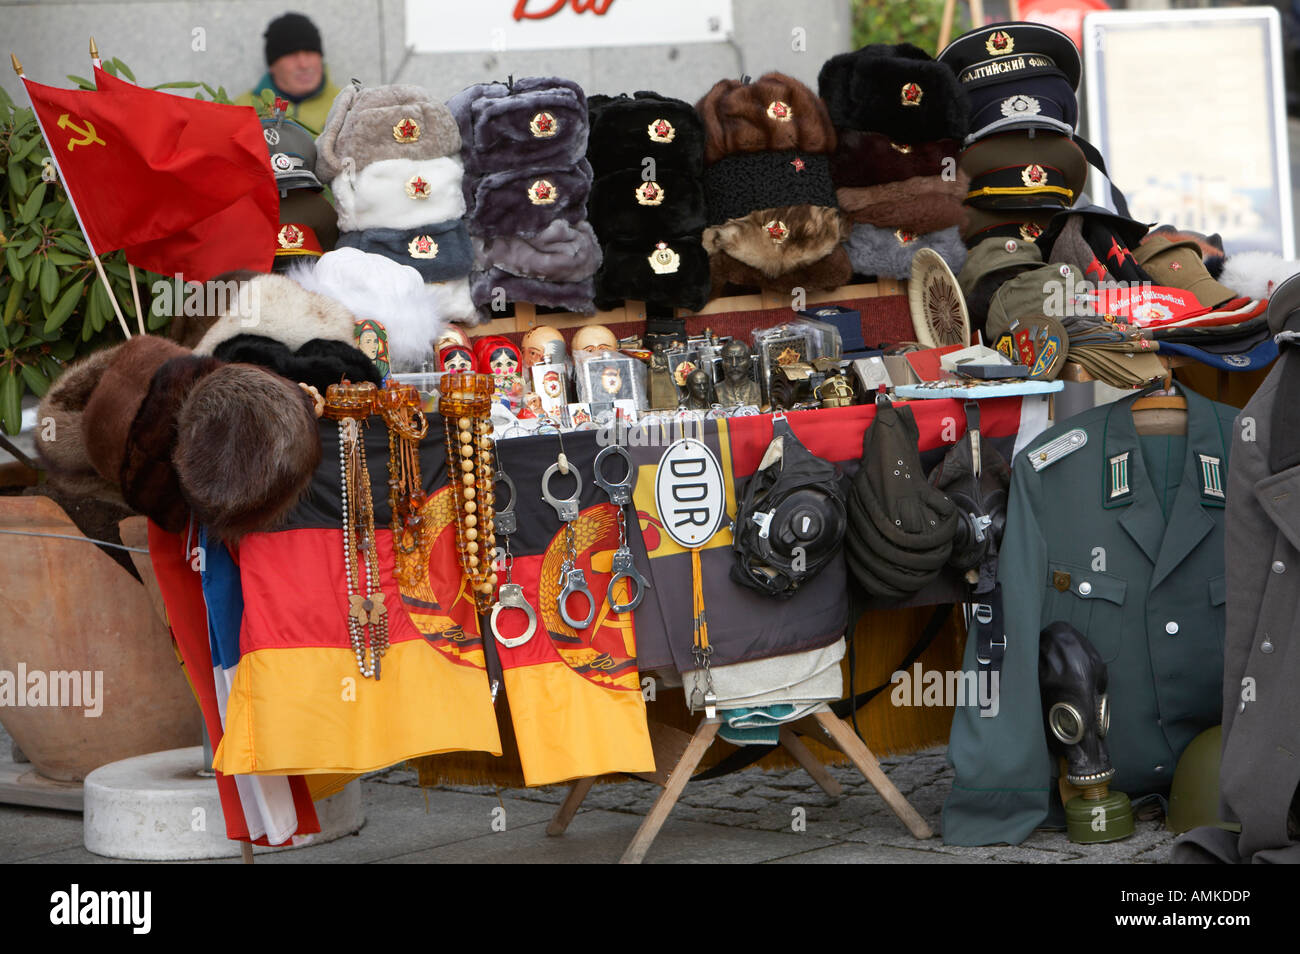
left=386, top=808, right=815, bottom=864
left=0, top=803, right=89, bottom=863
left=764, top=842, right=989, bottom=864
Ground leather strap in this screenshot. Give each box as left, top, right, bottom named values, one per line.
left=1072, top=134, right=1132, bottom=220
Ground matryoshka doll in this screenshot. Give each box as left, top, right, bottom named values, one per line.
left=439, top=343, right=474, bottom=374
left=474, top=335, right=524, bottom=410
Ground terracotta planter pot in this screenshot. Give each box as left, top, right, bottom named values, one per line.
left=0, top=496, right=200, bottom=781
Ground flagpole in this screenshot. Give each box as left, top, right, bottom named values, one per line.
left=90, top=38, right=145, bottom=336
left=12, top=52, right=132, bottom=339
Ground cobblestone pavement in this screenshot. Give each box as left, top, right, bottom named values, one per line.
left=368, top=745, right=1178, bottom=864
left=3, top=713, right=1179, bottom=862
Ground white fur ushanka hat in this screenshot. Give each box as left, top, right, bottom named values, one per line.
left=332, top=156, right=467, bottom=231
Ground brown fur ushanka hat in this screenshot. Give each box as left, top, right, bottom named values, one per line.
left=173, top=363, right=321, bottom=542
left=696, top=72, right=836, bottom=165
left=81, top=335, right=188, bottom=486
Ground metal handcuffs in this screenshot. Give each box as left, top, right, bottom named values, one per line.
left=593, top=444, right=651, bottom=613
left=541, top=458, right=596, bottom=629
left=489, top=468, right=538, bottom=648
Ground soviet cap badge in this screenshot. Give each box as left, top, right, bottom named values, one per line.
left=636, top=181, right=665, bottom=206
left=765, top=220, right=789, bottom=244
left=530, top=111, right=558, bottom=138
left=648, top=118, right=676, bottom=143
left=649, top=242, right=680, bottom=275
left=766, top=100, right=792, bottom=122
left=277, top=224, right=305, bottom=249
left=393, top=117, right=420, bottom=143
left=408, top=235, right=439, bottom=259
left=528, top=179, right=557, bottom=205
left=405, top=175, right=431, bottom=199
left=901, top=83, right=924, bottom=106
left=986, top=30, right=1014, bottom=55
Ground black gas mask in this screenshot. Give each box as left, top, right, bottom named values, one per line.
left=1039, top=620, right=1114, bottom=788
left=929, top=402, right=1009, bottom=590
left=731, top=417, right=846, bottom=599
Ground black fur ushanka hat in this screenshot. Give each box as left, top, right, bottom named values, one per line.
left=818, top=43, right=970, bottom=142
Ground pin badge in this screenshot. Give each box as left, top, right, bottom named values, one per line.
left=766, top=100, right=792, bottom=122
left=277, top=225, right=305, bottom=249
left=901, top=83, right=923, bottom=106
left=393, top=117, right=421, bottom=143
left=635, top=181, right=665, bottom=206
left=528, top=179, right=557, bottom=205
left=530, top=111, right=558, bottom=138
left=986, top=30, right=1014, bottom=55
left=405, top=175, right=431, bottom=199
left=648, top=118, right=676, bottom=143
left=1022, top=164, right=1047, bottom=186
left=408, top=235, right=439, bottom=259
left=648, top=242, right=680, bottom=275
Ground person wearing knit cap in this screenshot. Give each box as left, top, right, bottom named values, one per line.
left=236, top=12, right=341, bottom=132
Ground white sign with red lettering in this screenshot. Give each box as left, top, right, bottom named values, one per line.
left=405, top=0, right=735, bottom=52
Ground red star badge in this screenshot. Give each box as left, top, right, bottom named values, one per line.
left=411, top=177, right=428, bottom=196
left=396, top=119, right=417, bottom=140
left=790, top=157, right=806, bottom=172
left=655, top=120, right=670, bottom=137
left=414, top=236, right=434, bottom=254
left=1169, top=261, right=1182, bottom=271
left=1085, top=257, right=1108, bottom=282
left=1107, top=236, right=1136, bottom=266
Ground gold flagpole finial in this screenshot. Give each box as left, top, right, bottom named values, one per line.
left=89, top=37, right=99, bottom=60
left=10, top=53, right=23, bottom=76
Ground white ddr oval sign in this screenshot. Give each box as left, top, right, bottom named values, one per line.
left=654, top=437, right=726, bottom=549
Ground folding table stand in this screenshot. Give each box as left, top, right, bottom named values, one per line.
left=546, top=706, right=933, bottom=863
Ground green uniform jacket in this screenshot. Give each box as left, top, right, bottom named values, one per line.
left=235, top=70, right=341, bottom=136
left=943, top=387, right=1233, bottom=846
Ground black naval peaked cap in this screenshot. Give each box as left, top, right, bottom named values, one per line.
left=938, top=21, right=1082, bottom=92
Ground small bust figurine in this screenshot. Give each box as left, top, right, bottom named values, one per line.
left=715, top=340, right=761, bottom=408
left=648, top=342, right=677, bottom=410
left=683, top=368, right=714, bottom=410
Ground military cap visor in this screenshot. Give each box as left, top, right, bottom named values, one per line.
left=1266, top=271, right=1300, bottom=338
left=960, top=131, right=1086, bottom=211
left=961, top=206, right=1054, bottom=247
left=1134, top=235, right=1238, bottom=309
left=938, top=21, right=1082, bottom=91
left=963, top=70, right=1078, bottom=144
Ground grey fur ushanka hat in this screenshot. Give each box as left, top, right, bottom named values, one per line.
left=315, top=84, right=462, bottom=183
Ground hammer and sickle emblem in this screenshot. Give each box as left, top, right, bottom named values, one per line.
left=57, top=113, right=106, bottom=151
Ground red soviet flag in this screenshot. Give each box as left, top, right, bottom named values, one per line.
left=91, top=67, right=277, bottom=280
left=22, top=70, right=276, bottom=280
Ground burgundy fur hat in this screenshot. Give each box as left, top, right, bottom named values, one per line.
left=829, top=131, right=960, bottom=188
left=696, top=72, right=836, bottom=165
left=174, top=363, right=321, bottom=542
left=836, top=173, right=969, bottom=232
left=34, top=345, right=122, bottom=500
left=81, top=335, right=188, bottom=486
left=709, top=245, right=853, bottom=297
left=818, top=43, right=970, bottom=142
left=703, top=206, right=848, bottom=278
left=120, top=354, right=225, bottom=533
left=587, top=92, right=705, bottom=177
left=593, top=238, right=711, bottom=312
